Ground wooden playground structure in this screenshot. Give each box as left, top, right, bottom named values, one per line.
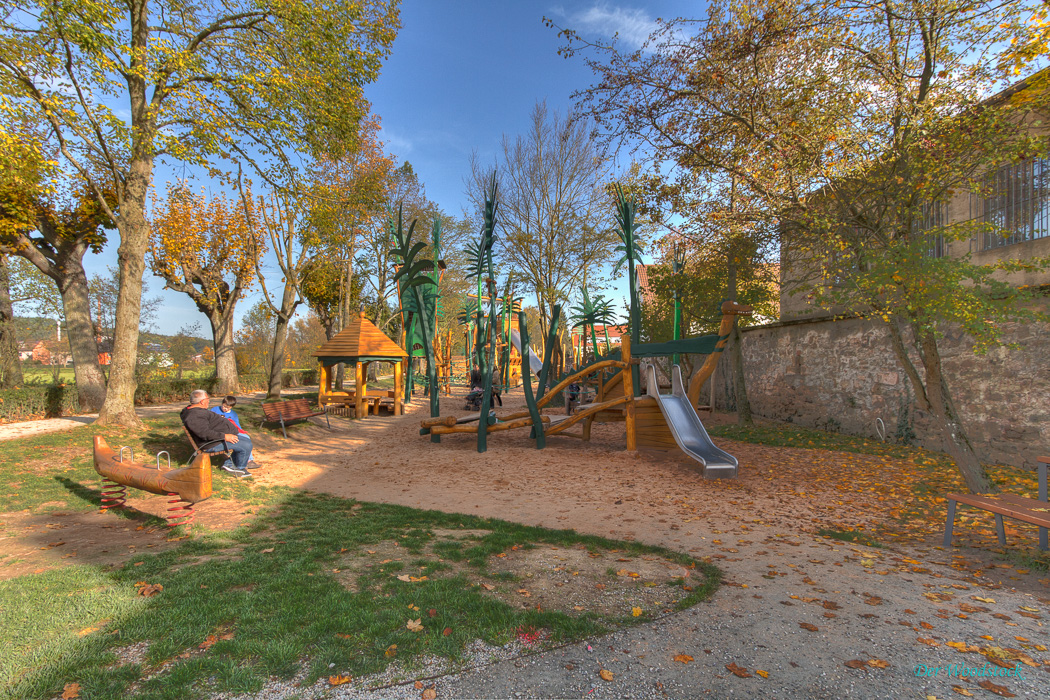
left=314, top=311, right=407, bottom=418
left=92, top=436, right=212, bottom=527
left=406, top=183, right=750, bottom=478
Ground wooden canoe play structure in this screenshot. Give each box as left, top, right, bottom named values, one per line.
left=397, top=181, right=748, bottom=478
left=92, top=436, right=212, bottom=527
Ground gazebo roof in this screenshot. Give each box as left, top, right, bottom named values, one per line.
left=313, top=312, right=408, bottom=360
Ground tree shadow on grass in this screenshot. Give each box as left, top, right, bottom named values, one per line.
left=5, top=491, right=720, bottom=700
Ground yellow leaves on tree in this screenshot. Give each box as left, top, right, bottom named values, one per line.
left=150, top=184, right=264, bottom=309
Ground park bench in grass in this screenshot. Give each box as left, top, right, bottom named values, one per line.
left=944, top=456, right=1049, bottom=551
left=260, top=398, right=331, bottom=438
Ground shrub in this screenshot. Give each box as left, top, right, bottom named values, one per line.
left=0, top=384, right=80, bottom=422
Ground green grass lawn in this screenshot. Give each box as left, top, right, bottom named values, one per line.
left=0, top=413, right=718, bottom=700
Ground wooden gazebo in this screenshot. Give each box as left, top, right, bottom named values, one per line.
left=314, top=311, right=408, bottom=417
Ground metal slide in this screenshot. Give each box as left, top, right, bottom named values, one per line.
left=644, top=363, right=738, bottom=479
left=509, top=328, right=544, bottom=374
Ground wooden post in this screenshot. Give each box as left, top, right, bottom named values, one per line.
left=318, top=362, right=328, bottom=405
left=622, top=335, right=636, bottom=451
left=355, top=361, right=365, bottom=418
left=394, top=360, right=403, bottom=415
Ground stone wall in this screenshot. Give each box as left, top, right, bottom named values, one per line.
left=706, top=316, right=1050, bottom=469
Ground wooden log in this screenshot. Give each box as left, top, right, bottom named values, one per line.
left=432, top=415, right=550, bottom=435
left=547, top=396, right=628, bottom=436
left=537, top=359, right=630, bottom=410
left=420, top=415, right=459, bottom=428
left=625, top=400, right=636, bottom=451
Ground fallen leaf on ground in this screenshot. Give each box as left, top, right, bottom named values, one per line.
left=415, top=681, right=424, bottom=689
left=406, top=619, right=423, bottom=632
left=951, top=686, right=974, bottom=696
left=480, top=583, right=494, bottom=591
left=673, top=654, right=693, bottom=664
left=756, top=670, right=769, bottom=678
left=397, top=575, right=412, bottom=582
left=599, top=669, right=613, bottom=681
left=135, top=583, right=163, bottom=597
left=868, top=659, right=890, bottom=668
left=61, top=683, right=80, bottom=699
left=385, top=644, right=397, bottom=658
left=799, top=622, right=819, bottom=632
left=918, top=638, right=940, bottom=646
left=632, top=607, right=642, bottom=617
left=976, top=679, right=1016, bottom=697
left=443, top=628, right=451, bottom=636
left=726, top=662, right=752, bottom=678
left=422, top=688, right=436, bottom=700
left=844, top=660, right=867, bottom=669
left=328, top=675, right=352, bottom=686
left=261, top=548, right=274, bottom=554
left=972, top=596, right=996, bottom=604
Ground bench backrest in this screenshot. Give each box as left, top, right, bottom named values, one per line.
left=262, top=397, right=317, bottom=420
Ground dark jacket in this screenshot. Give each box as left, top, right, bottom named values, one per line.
left=181, top=405, right=234, bottom=444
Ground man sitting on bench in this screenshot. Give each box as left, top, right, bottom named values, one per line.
left=181, top=389, right=259, bottom=478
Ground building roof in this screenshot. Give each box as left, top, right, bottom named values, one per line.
left=313, top=311, right=408, bottom=360
left=635, top=264, right=660, bottom=308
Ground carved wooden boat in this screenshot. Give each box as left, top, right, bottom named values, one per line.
left=93, top=436, right=212, bottom=504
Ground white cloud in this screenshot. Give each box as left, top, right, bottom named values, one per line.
left=559, top=3, right=657, bottom=49
left=380, top=126, right=413, bottom=157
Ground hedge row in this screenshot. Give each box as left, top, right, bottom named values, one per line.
left=0, top=369, right=320, bottom=423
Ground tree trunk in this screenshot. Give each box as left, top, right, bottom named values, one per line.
left=729, top=321, right=752, bottom=426
left=726, top=256, right=753, bottom=426
left=95, top=0, right=153, bottom=428
left=0, top=256, right=23, bottom=388
left=918, top=329, right=994, bottom=493
left=267, top=282, right=299, bottom=400
left=885, top=318, right=994, bottom=493
left=57, top=269, right=107, bottom=411
left=210, top=311, right=239, bottom=395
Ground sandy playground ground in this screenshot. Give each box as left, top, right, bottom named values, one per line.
left=5, top=384, right=1050, bottom=698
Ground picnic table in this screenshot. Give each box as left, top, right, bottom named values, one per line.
left=944, top=456, right=1049, bottom=551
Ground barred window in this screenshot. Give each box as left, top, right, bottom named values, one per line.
left=969, top=156, right=1050, bottom=250
left=912, top=201, right=947, bottom=258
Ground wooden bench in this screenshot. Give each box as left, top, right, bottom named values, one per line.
left=261, top=398, right=331, bottom=438
left=182, top=425, right=232, bottom=463
left=944, top=457, right=1049, bottom=551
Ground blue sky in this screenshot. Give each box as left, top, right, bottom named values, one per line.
left=66, top=1, right=694, bottom=337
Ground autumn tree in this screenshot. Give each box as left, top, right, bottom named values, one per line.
left=0, top=0, right=401, bottom=426
left=305, top=116, right=394, bottom=340
left=470, top=102, right=617, bottom=342
left=0, top=132, right=112, bottom=408
left=149, top=184, right=263, bottom=394
left=561, top=0, right=1050, bottom=492
left=167, top=325, right=200, bottom=381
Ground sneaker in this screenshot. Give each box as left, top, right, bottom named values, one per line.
left=218, top=463, right=252, bottom=478
left=244, top=460, right=263, bottom=470
left=222, top=459, right=235, bottom=469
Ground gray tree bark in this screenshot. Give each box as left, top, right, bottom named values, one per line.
left=0, top=256, right=24, bottom=388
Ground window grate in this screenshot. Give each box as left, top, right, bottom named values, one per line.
left=969, top=156, right=1050, bottom=250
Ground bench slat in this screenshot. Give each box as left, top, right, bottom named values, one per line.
left=947, top=494, right=1050, bottom=529
left=261, top=398, right=330, bottom=437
